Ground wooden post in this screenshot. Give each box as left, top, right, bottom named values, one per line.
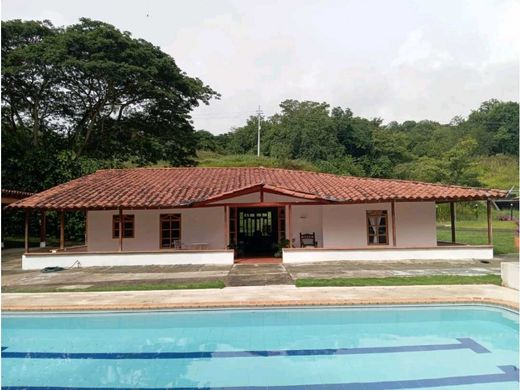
left=391, top=201, right=397, bottom=246
left=487, top=200, right=493, bottom=245
left=287, top=205, right=292, bottom=248
left=39, top=210, right=46, bottom=248
left=119, top=208, right=123, bottom=252
left=84, top=209, right=88, bottom=247
left=59, top=210, right=65, bottom=250
left=24, top=209, right=30, bottom=253
left=224, top=206, right=229, bottom=248
left=450, top=202, right=456, bottom=244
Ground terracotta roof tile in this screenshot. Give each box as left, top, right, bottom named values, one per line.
left=2, top=189, right=34, bottom=199
left=7, top=167, right=507, bottom=210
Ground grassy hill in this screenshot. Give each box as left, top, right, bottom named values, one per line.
left=475, top=155, right=518, bottom=190
left=196, top=151, right=319, bottom=171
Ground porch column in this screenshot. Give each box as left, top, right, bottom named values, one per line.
left=224, top=206, right=229, bottom=248
left=287, top=205, right=293, bottom=247
left=59, top=210, right=65, bottom=250
left=450, top=202, right=456, bottom=244
left=84, top=209, right=88, bottom=247
left=119, top=208, right=123, bottom=252
left=487, top=200, right=493, bottom=245
left=40, top=210, right=46, bottom=248
left=391, top=201, right=397, bottom=246
left=24, top=209, right=30, bottom=253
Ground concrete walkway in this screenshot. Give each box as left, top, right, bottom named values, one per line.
left=3, top=284, right=518, bottom=311
left=2, top=248, right=511, bottom=291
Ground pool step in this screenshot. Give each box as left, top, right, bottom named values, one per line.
left=226, top=263, right=294, bottom=286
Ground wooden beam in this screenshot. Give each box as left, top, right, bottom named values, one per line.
left=391, top=201, right=396, bottom=246
left=260, top=188, right=264, bottom=203
left=119, top=208, right=123, bottom=252
left=287, top=205, right=293, bottom=248
left=84, top=209, right=88, bottom=247
left=24, top=209, right=30, bottom=253
left=39, top=210, right=46, bottom=248
left=59, top=210, right=65, bottom=250
left=224, top=206, right=228, bottom=247
left=450, top=202, right=456, bottom=244
left=487, top=200, right=493, bottom=245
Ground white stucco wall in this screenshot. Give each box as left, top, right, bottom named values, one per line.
left=283, top=246, right=493, bottom=263
left=395, top=202, right=437, bottom=247
left=87, top=208, right=226, bottom=252
left=22, top=250, right=234, bottom=270
left=321, top=203, right=394, bottom=247
left=290, top=205, right=323, bottom=247
left=319, top=202, right=436, bottom=248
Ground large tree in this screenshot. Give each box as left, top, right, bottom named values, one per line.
left=2, top=18, right=219, bottom=167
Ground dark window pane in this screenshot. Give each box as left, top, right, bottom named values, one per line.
left=379, top=236, right=387, bottom=244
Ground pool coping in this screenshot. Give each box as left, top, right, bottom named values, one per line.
left=2, top=284, right=518, bottom=312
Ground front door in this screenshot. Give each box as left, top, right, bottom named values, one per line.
left=235, top=208, right=278, bottom=257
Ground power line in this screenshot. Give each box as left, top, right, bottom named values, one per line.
left=256, top=106, right=263, bottom=157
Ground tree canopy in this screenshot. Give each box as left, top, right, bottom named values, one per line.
left=2, top=18, right=219, bottom=192
left=205, top=99, right=518, bottom=186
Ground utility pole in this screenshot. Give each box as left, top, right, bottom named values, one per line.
left=256, top=106, right=263, bottom=157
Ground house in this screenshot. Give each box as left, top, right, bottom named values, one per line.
left=8, top=167, right=506, bottom=270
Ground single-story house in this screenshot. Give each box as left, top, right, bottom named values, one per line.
left=8, top=167, right=506, bottom=270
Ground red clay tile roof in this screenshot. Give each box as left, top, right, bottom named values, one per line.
left=1, top=189, right=34, bottom=199
left=6, top=167, right=507, bottom=210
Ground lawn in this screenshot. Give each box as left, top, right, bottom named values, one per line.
left=2, top=280, right=226, bottom=293
left=296, top=275, right=502, bottom=287
left=437, top=218, right=518, bottom=255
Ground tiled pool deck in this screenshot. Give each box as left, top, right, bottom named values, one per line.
left=2, top=284, right=518, bottom=311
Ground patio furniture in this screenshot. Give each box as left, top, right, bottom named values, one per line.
left=300, top=232, right=317, bottom=248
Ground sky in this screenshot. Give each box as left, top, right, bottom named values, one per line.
left=2, top=0, right=519, bottom=134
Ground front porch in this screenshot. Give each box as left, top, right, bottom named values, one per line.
left=19, top=192, right=497, bottom=270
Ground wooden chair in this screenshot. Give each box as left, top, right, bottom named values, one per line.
left=300, top=232, right=317, bottom=248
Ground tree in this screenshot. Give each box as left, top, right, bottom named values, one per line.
left=464, top=99, right=519, bottom=156
left=1, top=18, right=219, bottom=166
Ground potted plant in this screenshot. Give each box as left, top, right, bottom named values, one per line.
left=274, top=238, right=290, bottom=258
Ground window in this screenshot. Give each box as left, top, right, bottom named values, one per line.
left=112, top=215, right=134, bottom=239
left=160, top=214, right=181, bottom=248
left=366, top=210, right=388, bottom=245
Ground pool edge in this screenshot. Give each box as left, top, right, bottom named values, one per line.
left=2, top=284, right=518, bottom=312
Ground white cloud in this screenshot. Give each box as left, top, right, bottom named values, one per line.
left=2, top=0, right=519, bottom=132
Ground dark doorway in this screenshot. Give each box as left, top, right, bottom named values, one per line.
left=233, top=207, right=278, bottom=257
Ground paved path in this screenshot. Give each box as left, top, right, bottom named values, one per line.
left=226, top=263, right=293, bottom=286
left=2, top=248, right=514, bottom=290
left=3, top=284, right=518, bottom=311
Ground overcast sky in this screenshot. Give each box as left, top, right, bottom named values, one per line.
left=2, top=0, right=519, bottom=134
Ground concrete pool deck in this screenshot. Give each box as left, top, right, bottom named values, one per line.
left=2, top=284, right=518, bottom=311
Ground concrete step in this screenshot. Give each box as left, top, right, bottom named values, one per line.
left=226, top=264, right=294, bottom=286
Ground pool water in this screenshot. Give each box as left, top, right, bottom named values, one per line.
left=2, top=305, right=519, bottom=389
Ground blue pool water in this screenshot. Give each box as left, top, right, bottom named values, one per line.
left=2, top=305, right=519, bottom=389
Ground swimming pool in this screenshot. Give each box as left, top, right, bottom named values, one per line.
left=2, top=305, right=519, bottom=389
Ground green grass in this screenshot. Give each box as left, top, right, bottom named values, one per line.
left=196, top=151, right=318, bottom=171
left=2, top=236, right=82, bottom=249
left=295, top=274, right=502, bottom=287
left=2, top=280, right=226, bottom=293
left=475, top=155, right=519, bottom=190
left=437, top=217, right=518, bottom=255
